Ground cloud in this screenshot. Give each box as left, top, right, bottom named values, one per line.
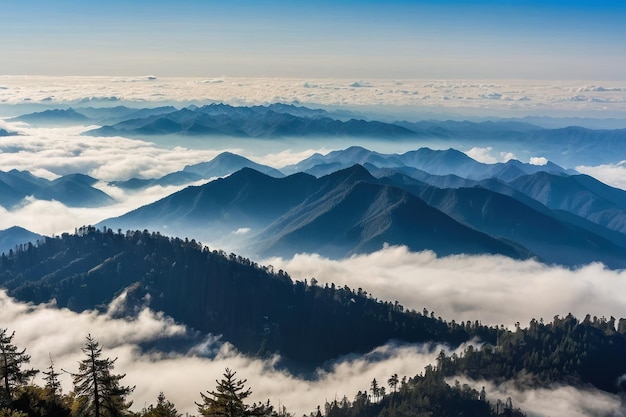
left=453, top=376, right=626, bottom=417
left=234, top=227, right=251, bottom=235
left=2, top=77, right=626, bottom=118
left=2, top=272, right=624, bottom=417
left=0, top=183, right=195, bottom=236
left=577, top=161, right=626, bottom=190
left=529, top=156, right=548, bottom=166
left=464, top=147, right=518, bottom=164
left=262, top=246, right=626, bottom=329
left=0, top=290, right=470, bottom=417
left=465, top=147, right=498, bottom=164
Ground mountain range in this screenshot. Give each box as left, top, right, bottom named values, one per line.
left=0, top=170, right=114, bottom=208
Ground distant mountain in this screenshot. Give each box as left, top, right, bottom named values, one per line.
left=100, top=166, right=530, bottom=260
left=380, top=174, right=626, bottom=268
left=507, top=172, right=626, bottom=234
left=12, top=108, right=92, bottom=126
left=0, top=170, right=114, bottom=208
left=183, top=152, right=285, bottom=178
left=0, top=226, right=43, bottom=254
left=83, top=104, right=418, bottom=138
left=76, top=105, right=178, bottom=125
left=110, top=152, right=284, bottom=190
left=283, top=146, right=571, bottom=181
left=0, top=128, right=19, bottom=137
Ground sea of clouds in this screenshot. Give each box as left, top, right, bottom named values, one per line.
left=1, top=76, right=626, bottom=118
left=2, top=77, right=626, bottom=416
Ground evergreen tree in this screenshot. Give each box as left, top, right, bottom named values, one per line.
left=196, top=368, right=272, bottom=417
left=43, top=355, right=62, bottom=400
left=69, top=334, right=134, bottom=417
left=142, top=392, right=181, bottom=417
left=0, top=329, right=38, bottom=406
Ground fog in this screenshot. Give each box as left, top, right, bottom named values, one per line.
left=263, top=246, right=626, bottom=329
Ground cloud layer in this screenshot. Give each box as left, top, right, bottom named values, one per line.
left=263, top=246, right=626, bottom=329
left=2, top=77, right=626, bottom=118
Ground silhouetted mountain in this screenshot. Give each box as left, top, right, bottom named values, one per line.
left=508, top=172, right=626, bottom=234
left=100, top=166, right=530, bottom=260
left=110, top=152, right=284, bottom=191
left=283, top=146, right=570, bottom=181
left=381, top=174, right=626, bottom=268
left=12, top=108, right=91, bottom=126
left=183, top=152, right=284, bottom=178
left=83, top=105, right=418, bottom=138
left=0, top=170, right=114, bottom=208
left=0, top=228, right=490, bottom=367
left=0, top=226, right=43, bottom=254
left=76, top=105, right=178, bottom=124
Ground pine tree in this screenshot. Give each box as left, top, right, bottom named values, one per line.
left=69, top=334, right=134, bottom=417
left=142, top=392, right=181, bottom=417
left=196, top=368, right=272, bottom=417
left=0, top=329, right=38, bottom=406
left=43, top=355, right=62, bottom=400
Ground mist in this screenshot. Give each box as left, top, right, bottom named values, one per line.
left=263, top=246, right=626, bottom=329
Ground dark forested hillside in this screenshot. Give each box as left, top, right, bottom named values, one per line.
left=0, top=228, right=491, bottom=368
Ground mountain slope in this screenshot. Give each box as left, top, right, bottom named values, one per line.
left=100, top=166, right=530, bottom=261
left=0, top=226, right=43, bottom=254
left=508, top=172, right=626, bottom=234
left=0, top=229, right=487, bottom=366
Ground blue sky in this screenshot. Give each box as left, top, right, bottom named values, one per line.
left=2, top=0, right=625, bottom=79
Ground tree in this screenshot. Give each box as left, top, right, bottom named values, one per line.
left=43, top=355, right=62, bottom=400
left=196, top=368, right=272, bottom=417
left=142, top=392, right=181, bottom=417
left=69, top=334, right=134, bottom=417
left=387, top=374, right=398, bottom=394
left=0, top=329, right=38, bottom=406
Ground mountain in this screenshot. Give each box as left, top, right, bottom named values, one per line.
left=0, top=226, right=43, bottom=254
left=12, top=108, right=92, bottom=126
left=110, top=152, right=284, bottom=191
left=83, top=104, right=418, bottom=138
left=0, top=170, right=114, bottom=208
left=380, top=174, right=626, bottom=268
left=282, top=146, right=570, bottom=181
left=0, top=128, right=19, bottom=136
left=75, top=105, right=178, bottom=124
left=100, top=166, right=529, bottom=260
left=0, top=228, right=488, bottom=366
left=507, top=172, right=626, bottom=234
left=182, top=152, right=285, bottom=178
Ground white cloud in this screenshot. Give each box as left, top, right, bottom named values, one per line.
left=577, top=161, right=626, bottom=190
left=529, top=156, right=548, bottom=166
left=454, top=376, right=626, bottom=417
left=0, top=290, right=473, bottom=417
left=2, top=76, right=626, bottom=118
left=263, top=246, right=626, bottom=329
left=501, top=151, right=517, bottom=162
left=465, top=147, right=498, bottom=164
left=234, top=227, right=251, bottom=235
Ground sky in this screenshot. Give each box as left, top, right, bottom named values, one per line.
left=2, top=0, right=626, bottom=79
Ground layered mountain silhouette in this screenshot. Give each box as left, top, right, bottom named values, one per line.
left=282, top=146, right=572, bottom=180
left=98, top=155, right=626, bottom=267
left=110, top=152, right=284, bottom=190
left=84, top=104, right=418, bottom=138
left=0, top=170, right=114, bottom=208
left=100, top=165, right=531, bottom=260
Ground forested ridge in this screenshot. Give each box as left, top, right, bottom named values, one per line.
left=2, top=228, right=626, bottom=416
left=0, top=227, right=493, bottom=366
